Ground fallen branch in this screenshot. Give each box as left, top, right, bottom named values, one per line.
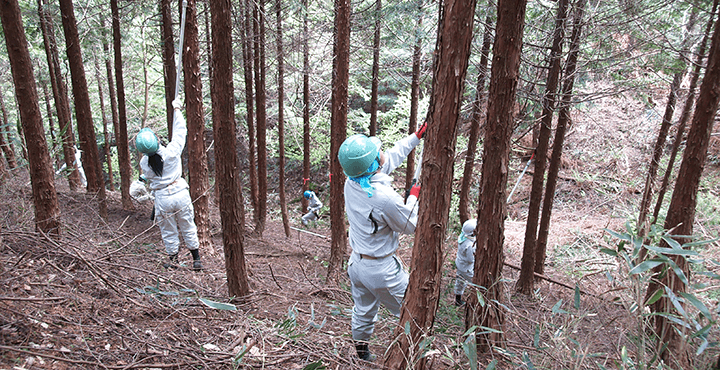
left=503, top=262, right=600, bottom=298
left=289, top=226, right=329, bottom=240
left=0, top=296, right=66, bottom=302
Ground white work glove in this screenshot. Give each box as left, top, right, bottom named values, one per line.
left=172, top=98, right=182, bottom=110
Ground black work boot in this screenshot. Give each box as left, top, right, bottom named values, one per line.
left=455, top=294, right=465, bottom=307
left=355, top=341, right=376, bottom=361
left=190, top=249, right=202, bottom=271
left=163, top=253, right=179, bottom=269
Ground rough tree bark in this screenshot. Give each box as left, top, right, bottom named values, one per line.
left=0, top=0, right=61, bottom=235
left=277, top=0, right=291, bottom=237
left=458, top=11, right=493, bottom=224
left=182, top=0, right=212, bottom=255
left=41, top=81, right=60, bottom=169
left=58, top=0, right=108, bottom=219
left=384, top=0, right=476, bottom=367
left=466, top=0, right=528, bottom=353
left=37, top=0, right=79, bottom=189
left=535, top=0, right=586, bottom=275
left=648, top=9, right=720, bottom=367
left=100, top=14, right=120, bottom=193
left=111, top=0, right=134, bottom=210
left=327, top=0, right=350, bottom=284
left=253, top=0, right=268, bottom=236
left=245, top=0, right=258, bottom=224
left=404, top=1, right=422, bottom=193
left=369, top=0, right=381, bottom=137
left=160, top=0, right=176, bottom=135
left=516, top=0, right=568, bottom=294
left=0, top=86, right=16, bottom=170
left=209, top=0, right=250, bottom=298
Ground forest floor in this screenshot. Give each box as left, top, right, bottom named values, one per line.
left=1, top=80, right=720, bottom=369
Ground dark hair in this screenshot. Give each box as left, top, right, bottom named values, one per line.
left=148, top=153, right=164, bottom=176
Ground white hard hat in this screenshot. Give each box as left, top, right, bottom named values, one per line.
left=462, top=219, right=477, bottom=237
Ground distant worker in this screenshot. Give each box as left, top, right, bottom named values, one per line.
left=301, top=190, right=323, bottom=225
left=57, top=145, right=87, bottom=188
left=135, top=98, right=202, bottom=271
left=339, top=121, right=427, bottom=361
left=454, top=218, right=477, bottom=306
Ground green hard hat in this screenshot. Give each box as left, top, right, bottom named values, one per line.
left=135, top=128, right=158, bottom=154
left=338, top=134, right=381, bottom=178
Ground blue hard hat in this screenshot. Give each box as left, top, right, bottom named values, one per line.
left=135, top=128, right=158, bottom=154
left=303, top=190, right=313, bottom=199
left=338, top=134, right=382, bottom=178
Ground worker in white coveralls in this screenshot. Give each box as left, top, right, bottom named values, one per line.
left=135, top=98, right=202, bottom=271
left=338, top=121, right=426, bottom=361
left=301, top=190, right=323, bottom=225
left=454, top=218, right=477, bottom=306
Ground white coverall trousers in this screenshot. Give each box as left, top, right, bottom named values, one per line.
left=154, top=186, right=199, bottom=256
left=348, top=252, right=408, bottom=341
left=454, top=267, right=474, bottom=296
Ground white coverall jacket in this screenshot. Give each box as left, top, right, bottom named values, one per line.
left=139, top=112, right=199, bottom=256
left=302, top=192, right=323, bottom=225
left=454, top=234, right=476, bottom=295
left=344, top=133, right=420, bottom=341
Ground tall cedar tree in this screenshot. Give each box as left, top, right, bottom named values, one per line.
left=404, top=2, right=422, bottom=193
left=277, top=0, right=291, bottom=236
left=253, top=0, right=268, bottom=236
left=245, top=0, right=258, bottom=222
left=647, top=8, right=720, bottom=368
left=100, top=14, right=120, bottom=188
left=534, top=0, right=585, bottom=275
left=327, top=0, right=350, bottom=283
left=160, top=0, right=176, bottom=135
left=516, top=0, right=568, bottom=294
left=637, top=8, right=698, bottom=250
left=467, top=0, right=528, bottom=352
left=368, top=0, right=381, bottom=136
left=182, top=0, right=212, bottom=253
left=210, top=0, right=250, bottom=297
left=301, top=0, right=310, bottom=213
left=58, top=0, right=108, bottom=219
left=0, top=0, right=61, bottom=235
left=37, top=0, right=80, bottom=190
left=0, top=87, right=17, bottom=169
left=458, top=12, right=493, bottom=224
left=41, top=81, right=60, bottom=168
left=383, top=0, right=476, bottom=367
left=111, top=0, right=134, bottom=210
left=653, top=0, right=718, bottom=225
left=0, top=140, right=6, bottom=181
left=93, top=56, right=114, bottom=191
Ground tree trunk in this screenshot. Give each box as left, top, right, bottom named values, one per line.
left=637, top=8, right=698, bottom=253
left=58, top=0, right=108, bottom=219
left=246, top=0, right=258, bottom=223
left=368, top=0, right=381, bottom=137
left=277, top=0, right=291, bottom=237
left=516, top=0, right=568, bottom=294
left=466, top=0, right=528, bottom=353
left=253, top=0, right=268, bottom=236
left=535, top=0, right=586, bottom=276
left=652, top=0, right=718, bottom=225
left=646, top=8, right=720, bottom=368
left=0, top=86, right=17, bottom=170
left=209, top=0, right=250, bottom=298
left=458, top=12, right=493, bottom=224
left=161, top=0, right=176, bottom=135
left=100, top=13, right=120, bottom=193
left=111, top=0, right=134, bottom=210
left=37, top=0, right=79, bottom=189
left=404, top=1, right=422, bottom=193
left=41, top=81, right=60, bottom=169
left=0, top=0, right=61, bottom=235
left=301, top=0, right=310, bottom=214
left=384, top=0, right=476, bottom=367
left=182, top=0, right=212, bottom=255
left=94, top=55, right=114, bottom=191
left=327, top=0, right=350, bottom=284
